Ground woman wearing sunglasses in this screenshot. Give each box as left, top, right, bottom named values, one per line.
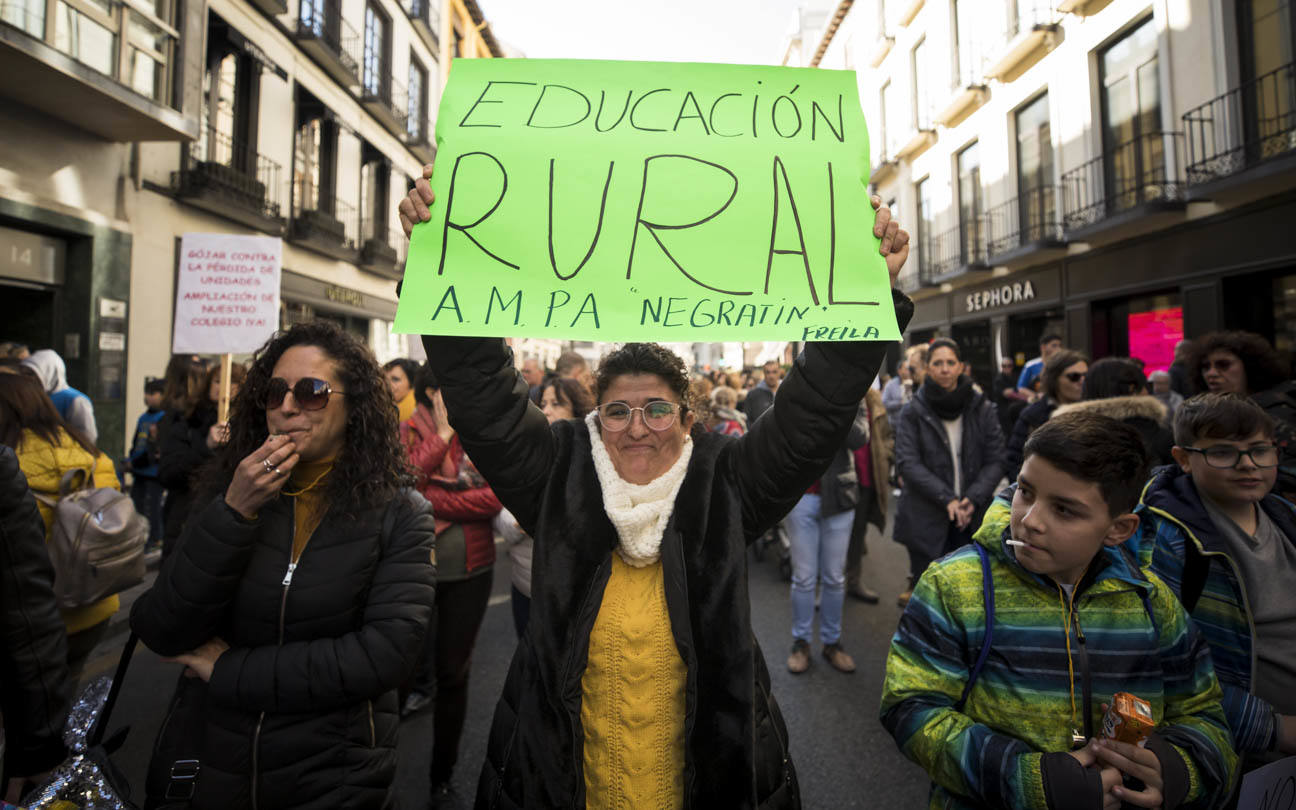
left=130, top=320, right=436, bottom=810
left=1004, top=348, right=1088, bottom=482
left=402, top=164, right=912, bottom=808
left=1186, top=330, right=1296, bottom=501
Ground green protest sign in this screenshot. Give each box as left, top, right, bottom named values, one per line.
left=395, top=58, right=899, bottom=342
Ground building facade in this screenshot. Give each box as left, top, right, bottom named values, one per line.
left=810, top=0, right=1295, bottom=392
left=1, top=0, right=503, bottom=456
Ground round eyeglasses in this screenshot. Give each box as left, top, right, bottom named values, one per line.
left=1180, top=444, right=1279, bottom=469
left=596, top=400, right=681, bottom=432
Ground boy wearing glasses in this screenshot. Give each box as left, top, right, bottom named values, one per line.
left=1137, top=393, right=1296, bottom=772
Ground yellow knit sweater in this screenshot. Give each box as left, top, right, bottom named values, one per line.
left=581, top=553, right=687, bottom=809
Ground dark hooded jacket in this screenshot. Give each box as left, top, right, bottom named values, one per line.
left=0, top=446, right=71, bottom=777
left=422, top=291, right=913, bottom=810
left=1135, top=463, right=1296, bottom=754
left=158, top=402, right=218, bottom=548
left=893, top=384, right=1006, bottom=560
left=130, top=490, right=436, bottom=810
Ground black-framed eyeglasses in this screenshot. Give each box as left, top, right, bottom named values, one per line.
left=259, top=377, right=346, bottom=411
left=1063, top=372, right=1086, bottom=383
left=596, top=400, right=681, bottom=432
left=1180, top=444, right=1278, bottom=469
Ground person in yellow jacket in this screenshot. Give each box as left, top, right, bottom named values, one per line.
left=0, top=372, right=119, bottom=679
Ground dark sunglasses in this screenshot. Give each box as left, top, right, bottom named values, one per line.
left=259, top=377, right=345, bottom=411
left=1202, top=358, right=1235, bottom=372
left=1063, top=371, right=1086, bottom=383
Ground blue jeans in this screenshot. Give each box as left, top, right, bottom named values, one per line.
left=787, top=493, right=854, bottom=645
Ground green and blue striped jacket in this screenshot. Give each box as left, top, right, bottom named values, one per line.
left=881, top=494, right=1236, bottom=810
left=1134, top=463, right=1296, bottom=753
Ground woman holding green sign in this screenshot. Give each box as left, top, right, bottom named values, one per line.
left=400, top=171, right=911, bottom=809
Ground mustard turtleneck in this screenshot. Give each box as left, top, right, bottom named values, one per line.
left=285, top=456, right=332, bottom=562
left=396, top=391, right=417, bottom=424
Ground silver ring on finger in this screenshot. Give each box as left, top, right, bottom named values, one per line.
left=262, top=458, right=275, bottom=474
left=274, top=467, right=285, bottom=477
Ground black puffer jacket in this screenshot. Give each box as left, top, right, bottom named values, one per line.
left=423, top=291, right=912, bottom=810
left=0, top=446, right=70, bottom=777
left=130, top=491, right=436, bottom=810
left=157, top=404, right=217, bottom=548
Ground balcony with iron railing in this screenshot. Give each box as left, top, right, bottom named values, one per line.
left=359, top=217, right=400, bottom=278
left=174, top=129, right=284, bottom=231
left=0, top=0, right=194, bottom=140
left=1061, top=130, right=1186, bottom=236
left=871, top=145, right=900, bottom=185
left=296, top=0, right=361, bottom=88
left=1182, top=60, right=1296, bottom=192
left=360, top=74, right=409, bottom=139
left=918, top=221, right=989, bottom=286
left=936, top=37, right=989, bottom=126
left=983, top=1, right=1061, bottom=81
left=290, top=179, right=358, bottom=261
left=401, top=0, right=438, bottom=57
left=406, top=112, right=436, bottom=165
left=984, top=184, right=1065, bottom=265
left=896, top=106, right=937, bottom=161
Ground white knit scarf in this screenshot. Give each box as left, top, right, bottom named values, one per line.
left=585, top=410, right=693, bottom=568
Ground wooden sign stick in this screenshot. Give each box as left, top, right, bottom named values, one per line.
left=218, top=353, right=233, bottom=423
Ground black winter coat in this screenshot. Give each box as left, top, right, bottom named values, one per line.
left=1004, top=397, right=1056, bottom=482
left=893, top=387, right=1006, bottom=561
left=0, top=446, right=70, bottom=777
left=158, top=404, right=217, bottom=547
left=422, top=291, right=913, bottom=810
left=130, top=491, right=436, bottom=810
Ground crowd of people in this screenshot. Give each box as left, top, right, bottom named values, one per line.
left=0, top=183, right=1291, bottom=810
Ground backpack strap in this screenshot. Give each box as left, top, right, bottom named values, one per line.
left=1179, top=540, right=1210, bottom=614
left=58, top=466, right=91, bottom=497
left=956, top=543, right=995, bottom=712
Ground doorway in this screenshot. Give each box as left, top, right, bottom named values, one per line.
left=0, top=282, right=57, bottom=351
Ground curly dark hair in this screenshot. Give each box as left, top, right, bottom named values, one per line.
left=1185, top=331, right=1288, bottom=395
left=595, top=343, right=692, bottom=411
left=204, top=321, right=409, bottom=517
left=540, top=376, right=594, bottom=418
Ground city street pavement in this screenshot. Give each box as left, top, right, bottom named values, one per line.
left=84, top=514, right=931, bottom=809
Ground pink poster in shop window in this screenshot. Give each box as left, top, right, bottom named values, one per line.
left=1127, top=307, right=1184, bottom=376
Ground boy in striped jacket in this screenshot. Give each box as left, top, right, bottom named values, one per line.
left=1136, top=393, right=1296, bottom=772
left=881, top=412, right=1236, bottom=810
